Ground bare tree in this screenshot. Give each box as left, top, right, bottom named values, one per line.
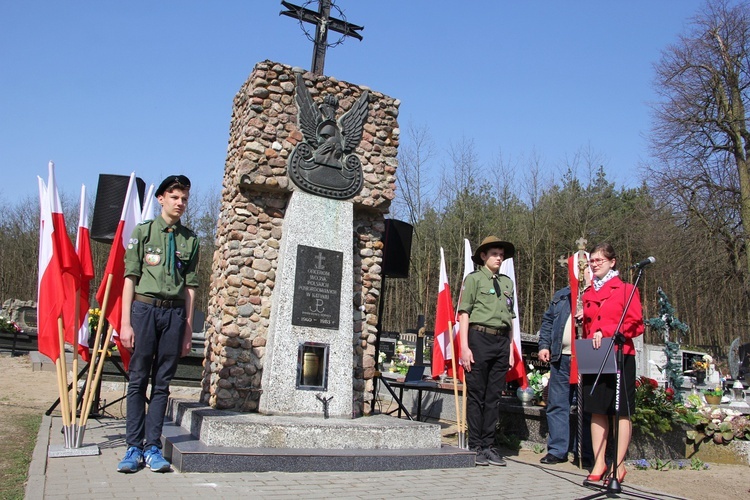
left=650, top=0, right=750, bottom=295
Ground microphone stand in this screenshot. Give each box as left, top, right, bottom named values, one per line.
left=578, top=267, right=655, bottom=500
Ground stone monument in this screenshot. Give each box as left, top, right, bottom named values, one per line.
left=200, top=61, right=399, bottom=417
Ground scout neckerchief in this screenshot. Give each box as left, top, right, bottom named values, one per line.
left=492, top=274, right=502, bottom=296
left=164, top=225, right=176, bottom=275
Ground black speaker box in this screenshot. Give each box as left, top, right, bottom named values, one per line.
left=382, top=219, right=413, bottom=278
left=90, top=174, right=146, bottom=243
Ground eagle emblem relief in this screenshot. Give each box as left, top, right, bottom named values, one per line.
left=288, top=73, right=370, bottom=199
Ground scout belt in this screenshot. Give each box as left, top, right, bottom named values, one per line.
left=470, top=324, right=508, bottom=336
left=134, top=294, right=185, bottom=309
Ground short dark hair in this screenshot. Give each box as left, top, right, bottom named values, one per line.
left=592, top=242, right=617, bottom=267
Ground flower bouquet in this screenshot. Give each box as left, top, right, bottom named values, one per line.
left=388, top=341, right=415, bottom=375
left=0, top=315, right=21, bottom=334
left=691, top=354, right=712, bottom=372
left=527, top=366, right=550, bottom=404
left=690, top=354, right=713, bottom=384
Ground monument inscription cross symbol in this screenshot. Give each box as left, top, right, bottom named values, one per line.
left=280, top=0, right=364, bottom=75
left=314, top=251, right=326, bottom=269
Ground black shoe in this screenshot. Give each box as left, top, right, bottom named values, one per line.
left=540, top=453, right=567, bottom=465
left=472, top=447, right=489, bottom=466
left=483, top=447, right=507, bottom=467
left=572, top=455, right=594, bottom=468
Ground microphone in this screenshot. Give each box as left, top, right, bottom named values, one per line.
left=629, top=256, right=656, bottom=270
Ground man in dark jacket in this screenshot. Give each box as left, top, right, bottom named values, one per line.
left=537, top=286, right=592, bottom=466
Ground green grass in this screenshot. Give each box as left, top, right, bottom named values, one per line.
left=0, top=412, right=41, bottom=500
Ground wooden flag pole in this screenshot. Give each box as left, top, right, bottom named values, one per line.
left=71, top=295, right=80, bottom=438
left=80, top=323, right=116, bottom=429
left=56, top=317, right=72, bottom=447
left=447, top=320, right=461, bottom=441
left=461, top=377, right=468, bottom=449
left=78, top=274, right=113, bottom=431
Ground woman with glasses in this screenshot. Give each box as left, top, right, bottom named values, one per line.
left=575, top=243, right=644, bottom=486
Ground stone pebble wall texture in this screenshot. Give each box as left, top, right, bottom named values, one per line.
left=200, top=60, right=400, bottom=416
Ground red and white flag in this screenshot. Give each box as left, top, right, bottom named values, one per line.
left=432, top=248, right=461, bottom=380
left=37, top=176, right=63, bottom=361
left=95, top=173, right=142, bottom=371
left=71, top=185, right=94, bottom=362
left=568, top=250, right=590, bottom=383
left=500, top=257, right=528, bottom=388
left=54, top=167, right=83, bottom=363
left=38, top=162, right=80, bottom=361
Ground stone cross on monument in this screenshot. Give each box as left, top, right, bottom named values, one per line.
left=280, top=0, right=364, bottom=75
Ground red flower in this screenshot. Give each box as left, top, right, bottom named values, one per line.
left=665, top=387, right=675, bottom=401
left=648, top=378, right=658, bottom=389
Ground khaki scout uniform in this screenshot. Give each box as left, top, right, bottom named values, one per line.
left=458, top=267, right=515, bottom=330
left=458, top=266, right=515, bottom=452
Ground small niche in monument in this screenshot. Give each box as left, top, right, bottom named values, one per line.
left=297, top=342, right=329, bottom=391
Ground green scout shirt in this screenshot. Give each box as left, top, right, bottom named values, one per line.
left=124, top=216, right=200, bottom=300
left=458, top=266, right=515, bottom=330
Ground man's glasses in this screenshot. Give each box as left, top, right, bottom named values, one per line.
left=590, top=258, right=610, bottom=265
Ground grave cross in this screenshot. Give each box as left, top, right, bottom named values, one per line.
left=280, top=0, right=364, bottom=75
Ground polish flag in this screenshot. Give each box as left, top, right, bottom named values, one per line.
left=53, top=167, right=83, bottom=362
left=95, top=173, right=142, bottom=370
left=432, top=248, right=460, bottom=380
left=499, top=257, right=528, bottom=388
left=37, top=176, right=64, bottom=361
left=38, top=162, right=80, bottom=361
left=72, top=185, right=94, bottom=362
left=568, top=250, right=590, bottom=383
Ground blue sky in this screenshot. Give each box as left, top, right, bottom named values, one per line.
left=0, top=1, right=710, bottom=205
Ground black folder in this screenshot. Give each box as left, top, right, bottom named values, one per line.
left=575, top=338, right=617, bottom=374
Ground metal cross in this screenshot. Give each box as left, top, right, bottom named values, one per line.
left=280, top=0, right=364, bottom=75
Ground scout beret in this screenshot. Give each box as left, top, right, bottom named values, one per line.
left=155, top=175, right=191, bottom=196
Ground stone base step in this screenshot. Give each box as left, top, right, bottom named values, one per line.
left=162, top=398, right=475, bottom=472
left=162, top=422, right=475, bottom=472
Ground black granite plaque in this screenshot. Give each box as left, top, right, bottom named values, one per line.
left=292, top=245, right=343, bottom=330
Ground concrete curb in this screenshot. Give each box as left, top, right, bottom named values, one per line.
left=25, top=414, right=51, bottom=500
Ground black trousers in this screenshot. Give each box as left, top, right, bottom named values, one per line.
left=465, top=328, right=510, bottom=450
left=125, top=300, right=186, bottom=449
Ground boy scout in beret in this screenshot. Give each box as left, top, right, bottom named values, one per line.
left=458, top=236, right=516, bottom=467
left=117, top=175, right=199, bottom=473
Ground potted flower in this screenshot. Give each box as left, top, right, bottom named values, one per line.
left=702, top=386, right=723, bottom=405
